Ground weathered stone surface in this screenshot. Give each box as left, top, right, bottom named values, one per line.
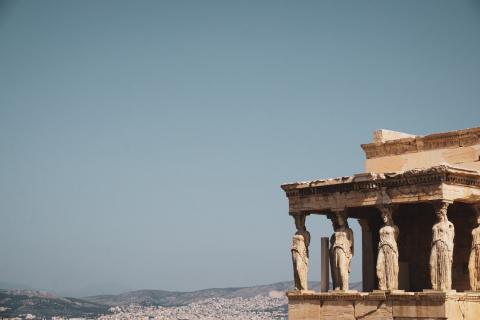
left=329, top=211, right=354, bottom=291
left=392, top=298, right=418, bottom=318
left=372, top=129, right=415, bottom=144
left=288, top=299, right=320, bottom=319
left=354, top=300, right=393, bottom=319
left=291, top=215, right=310, bottom=291
left=287, top=291, right=480, bottom=320
left=361, top=127, right=480, bottom=173
left=282, top=165, right=480, bottom=213
left=430, top=201, right=455, bottom=291
left=364, top=145, right=480, bottom=173
left=321, top=300, right=355, bottom=320
left=469, top=205, right=480, bottom=291
left=376, top=205, right=399, bottom=291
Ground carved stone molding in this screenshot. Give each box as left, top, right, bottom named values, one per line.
left=282, top=165, right=480, bottom=198
left=361, top=127, right=480, bottom=159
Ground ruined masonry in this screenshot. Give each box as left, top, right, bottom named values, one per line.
left=281, top=127, right=480, bottom=320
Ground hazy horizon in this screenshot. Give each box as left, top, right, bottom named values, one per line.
left=1, top=0, right=480, bottom=295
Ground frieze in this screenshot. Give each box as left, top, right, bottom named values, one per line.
left=361, top=127, right=480, bottom=159
left=282, top=166, right=480, bottom=198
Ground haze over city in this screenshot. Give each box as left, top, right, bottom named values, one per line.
left=1, top=0, right=480, bottom=298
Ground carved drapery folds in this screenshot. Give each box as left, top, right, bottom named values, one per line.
left=291, top=214, right=310, bottom=291
left=376, top=204, right=399, bottom=290
left=469, top=204, right=480, bottom=291
left=429, top=201, right=455, bottom=291
left=329, top=210, right=354, bottom=291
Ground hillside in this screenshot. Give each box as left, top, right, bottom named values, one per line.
left=0, top=289, right=110, bottom=318
left=0, top=281, right=362, bottom=317
left=83, top=281, right=362, bottom=306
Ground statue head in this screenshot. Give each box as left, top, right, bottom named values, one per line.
left=436, top=201, right=449, bottom=222
left=379, top=206, right=394, bottom=226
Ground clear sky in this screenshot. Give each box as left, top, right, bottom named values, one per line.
left=0, top=0, right=479, bottom=296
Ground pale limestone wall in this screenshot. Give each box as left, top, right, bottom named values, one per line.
left=365, top=145, right=480, bottom=173
left=288, top=292, right=480, bottom=320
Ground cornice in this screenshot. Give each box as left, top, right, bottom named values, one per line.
left=361, top=127, right=480, bottom=159
left=281, top=165, right=480, bottom=198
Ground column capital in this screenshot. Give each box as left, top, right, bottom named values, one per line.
left=376, top=203, right=398, bottom=214
left=432, top=200, right=453, bottom=213
left=327, top=208, right=349, bottom=223
left=330, top=207, right=347, bottom=213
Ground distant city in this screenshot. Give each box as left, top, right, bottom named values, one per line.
left=0, top=281, right=362, bottom=319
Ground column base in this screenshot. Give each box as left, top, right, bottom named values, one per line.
left=373, top=289, right=405, bottom=294
left=422, top=289, right=457, bottom=293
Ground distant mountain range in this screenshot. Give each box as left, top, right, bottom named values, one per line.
left=0, top=281, right=362, bottom=318
left=0, top=289, right=109, bottom=318
left=83, top=281, right=362, bottom=307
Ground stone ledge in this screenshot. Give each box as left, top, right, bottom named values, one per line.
left=287, top=290, right=480, bottom=302
left=361, top=126, right=480, bottom=159
left=288, top=291, right=480, bottom=320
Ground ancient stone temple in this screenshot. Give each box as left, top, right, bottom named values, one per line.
left=281, top=127, right=480, bottom=320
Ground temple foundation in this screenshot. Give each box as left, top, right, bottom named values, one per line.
left=288, top=291, right=480, bottom=320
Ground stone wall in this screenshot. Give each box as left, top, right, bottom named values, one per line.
left=288, top=291, right=480, bottom=320
left=361, top=127, right=480, bottom=174
left=365, top=145, right=480, bottom=173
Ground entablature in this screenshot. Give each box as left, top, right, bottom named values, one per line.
left=281, top=165, right=480, bottom=215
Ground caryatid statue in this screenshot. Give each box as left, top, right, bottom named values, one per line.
left=329, top=211, right=354, bottom=291
left=468, top=205, right=480, bottom=291
left=291, top=214, right=311, bottom=291
left=429, top=201, right=455, bottom=291
left=376, top=205, right=399, bottom=290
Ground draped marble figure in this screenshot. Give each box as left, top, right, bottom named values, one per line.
left=429, top=202, right=455, bottom=291
left=329, top=212, right=354, bottom=291
left=469, top=207, right=480, bottom=291
left=291, top=215, right=310, bottom=291
left=376, top=206, right=399, bottom=290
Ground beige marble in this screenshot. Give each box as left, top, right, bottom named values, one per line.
left=329, top=211, right=353, bottom=291
left=291, top=215, right=310, bottom=291
left=287, top=291, right=480, bottom=320
left=362, top=127, right=480, bottom=173
left=288, top=299, right=320, bottom=319
left=430, top=201, right=455, bottom=291
left=354, top=300, right=393, bottom=319
left=469, top=205, right=480, bottom=291
left=376, top=205, right=399, bottom=290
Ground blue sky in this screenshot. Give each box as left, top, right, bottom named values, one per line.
left=0, top=0, right=479, bottom=295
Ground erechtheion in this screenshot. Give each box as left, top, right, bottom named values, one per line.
left=282, top=127, right=480, bottom=319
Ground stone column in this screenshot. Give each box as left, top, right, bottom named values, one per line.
left=358, top=218, right=375, bottom=292
left=469, top=204, right=480, bottom=291
left=429, top=201, right=454, bottom=291
left=376, top=204, right=399, bottom=291
left=321, top=237, right=329, bottom=292
left=329, top=209, right=354, bottom=291
left=291, top=214, right=311, bottom=291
